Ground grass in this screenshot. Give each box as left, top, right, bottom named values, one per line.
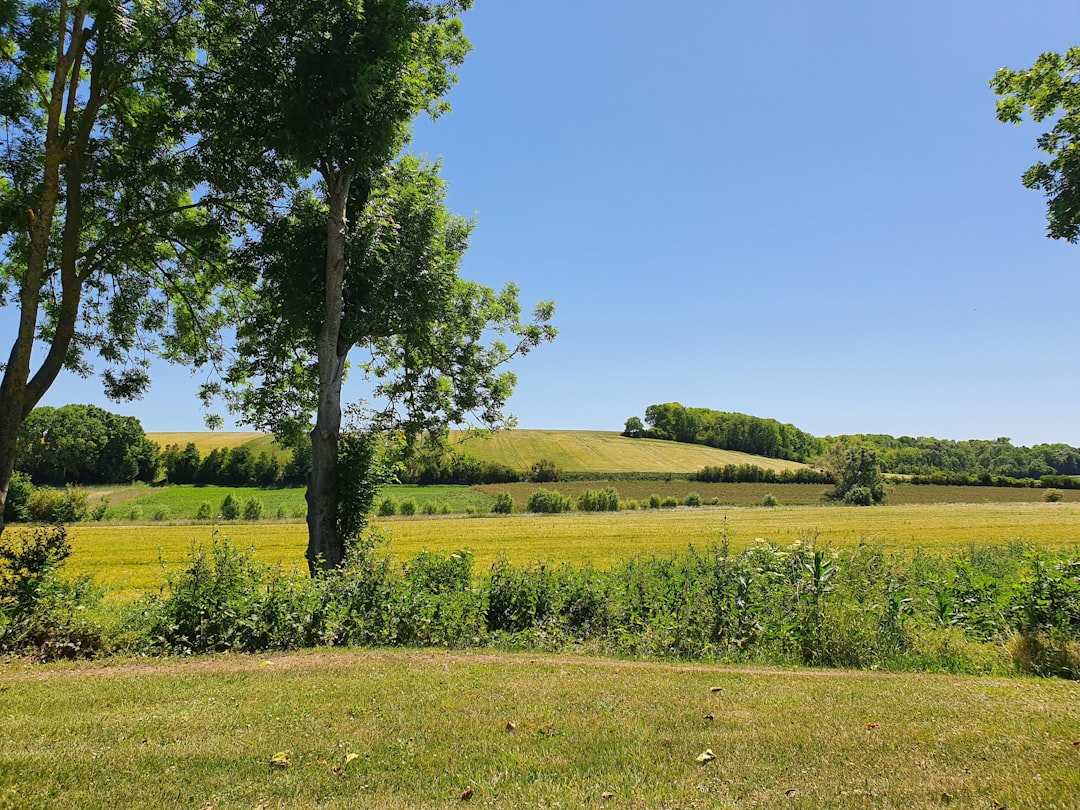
left=47, top=501, right=1080, bottom=599
left=1, top=649, right=1078, bottom=808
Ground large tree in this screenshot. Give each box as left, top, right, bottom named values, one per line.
left=993, top=48, right=1080, bottom=241
left=0, top=0, right=239, bottom=536
left=202, top=0, right=554, bottom=572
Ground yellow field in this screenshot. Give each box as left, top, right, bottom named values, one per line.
left=450, top=429, right=807, bottom=473
left=146, top=431, right=279, bottom=455
left=51, top=501, right=1080, bottom=599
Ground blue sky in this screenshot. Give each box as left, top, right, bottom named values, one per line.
left=16, top=0, right=1080, bottom=446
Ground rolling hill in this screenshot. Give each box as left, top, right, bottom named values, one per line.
left=148, top=429, right=808, bottom=475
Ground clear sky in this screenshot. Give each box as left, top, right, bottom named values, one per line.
left=13, top=0, right=1080, bottom=447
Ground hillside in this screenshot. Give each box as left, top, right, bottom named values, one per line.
left=449, top=429, right=807, bottom=474
left=148, top=429, right=808, bottom=475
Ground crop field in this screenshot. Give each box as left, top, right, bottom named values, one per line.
left=48, top=501, right=1080, bottom=599
left=2, top=649, right=1079, bottom=809
left=452, top=429, right=809, bottom=474
left=146, top=431, right=281, bottom=456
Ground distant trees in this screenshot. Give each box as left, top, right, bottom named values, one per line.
left=625, top=403, right=822, bottom=462
left=820, top=443, right=886, bottom=505
left=16, top=405, right=156, bottom=486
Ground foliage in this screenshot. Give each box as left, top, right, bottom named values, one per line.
left=577, top=488, right=620, bottom=512
left=633, top=403, right=823, bottom=461
left=3, top=472, right=34, bottom=523
left=26, top=486, right=89, bottom=523
left=527, top=458, right=561, bottom=483
left=219, top=494, right=240, bottom=521
left=377, top=497, right=397, bottom=517
left=820, top=442, right=886, bottom=505
left=762, top=493, right=779, bottom=507
left=491, top=492, right=515, bottom=514
left=398, top=499, right=417, bottom=517
left=527, top=489, right=574, bottom=514
left=16, top=405, right=158, bottom=485
left=660, top=496, right=679, bottom=509
left=693, top=463, right=830, bottom=484
left=242, top=498, right=264, bottom=521
left=1046, top=489, right=1065, bottom=503
left=992, top=47, right=1080, bottom=241
left=683, top=492, right=701, bottom=507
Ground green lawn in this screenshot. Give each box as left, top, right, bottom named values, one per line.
left=2, top=649, right=1077, bottom=809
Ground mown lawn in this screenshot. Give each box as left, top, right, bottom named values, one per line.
left=1, top=649, right=1077, bottom=809
left=48, top=501, right=1080, bottom=599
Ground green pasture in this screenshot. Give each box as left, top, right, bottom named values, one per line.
left=449, top=428, right=808, bottom=474
left=49, top=501, right=1080, bottom=599
left=2, top=649, right=1078, bottom=809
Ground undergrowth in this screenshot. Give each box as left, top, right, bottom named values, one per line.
left=2, top=525, right=1078, bottom=678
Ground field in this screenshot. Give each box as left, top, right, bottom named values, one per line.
left=2, top=649, right=1078, bottom=809
left=53, top=501, right=1080, bottom=599
left=449, top=429, right=809, bottom=474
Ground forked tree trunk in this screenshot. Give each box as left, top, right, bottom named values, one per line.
left=305, top=171, right=353, bottom=573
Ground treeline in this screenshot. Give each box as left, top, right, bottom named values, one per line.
left=626, top=402, right=1080, bottom=483
left=158, top=442, right=309, bottom=487
left=835, top=434, right=1080, bottom=480
left=624, top=403, right=822, bottom=462
left=691, top=464, right=831, bottom=484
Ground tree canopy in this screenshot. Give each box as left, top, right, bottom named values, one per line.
left=992, top=48, right=1080, bottom=241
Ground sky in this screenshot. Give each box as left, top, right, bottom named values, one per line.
left=12, top=0, right=1080, bottom=447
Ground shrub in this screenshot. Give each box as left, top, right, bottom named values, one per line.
left=439, top=502, right=451, bottom=515
left=660, top=496, right=679, bottom=509
left=623, top=499, right=639, bottom=510
left=842, top=485, right=875, bottom=506
left=219, top=494, right=240, bottom=521
left=242, top=497, right=264, bottom=520
left=4, top=472, right=34, bottom=523
left=195, top=501, right=214, bottom=520
left=684, top=492, right=701, bottom=507
left=491, top=492, right=515, bottom=514
left=762, top=493, right=779, bottom=507
left=128, top=506, right=142, bottom=521
left=648, top=494, right=661, bottom=509
left=527, top=489, right=573, bottom=514
left=151, top=506, right=170, bottom=522
left=398, top=499, right=417, bottom=516
left=26, top=486, right=89, bottom=523
left=420, top=501, right=439, bottom=515
left=577, top=488, right=620, bottom=512
left=1045, top=489, right=1065, bottom=503
left=275, top=506, right=287, bottom=519
left=527, top=458, right=561, bottom=483
left=377, top=497, right=397, bottom=516
left=90, top=500, right=109, bottom=521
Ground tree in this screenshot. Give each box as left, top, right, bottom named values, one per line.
left=992, top=48, right=1080, bottom=241
left=820, top=442, right=886, bottom=505
left=622, top=417, right=645, bottom=437
left=204, top=0, right=555, bottom=571
left=0, top=0, right=241, bottom=536
left=15, top=404, right=156, bottom=485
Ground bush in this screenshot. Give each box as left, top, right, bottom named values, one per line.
left=684, top=492, right=701, bottom=507
left=377, top=497, right=397, bottom=517
left=762, top=493, right=779, bottom=507
left=1045, top=489, right=1065, bottom=503
left=4, top=472, right=34, bottom=523
left=648, top=494, right=661, bottom=509
left=26, top=486, right=89, bottom=523
left=420, top=501, right=439, bottom=515
left=577, top=488, right=620, bottom=512
left=242, top=497, right=264, bottom=520
left=491, top=492, right=515, bottom=514
left=527, top=458, right=561, bottom=483
left=151, top=506, right=170, bottom=522
left=90, top=500, right=109, bottom=521
left=128, top=506, right=142, bottom=521
left=219, top=494, right=240, bottom=521
left=623, top=499, right=639, bottom=510
left=527, top=489, right=573, bottom=514
left=195, top=501, right=214, bottom=520
left=660, top=496, right=679, bottom=509
left=842, top=485, right=875, bottom=506
left=398, top=499, right=417, bottom=516
left=275, top=506, right=287, bottom=519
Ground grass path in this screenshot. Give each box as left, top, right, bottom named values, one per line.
left=55, top=502, right=1080, bottom=599
left=1, top=649, right=1078, bottom=808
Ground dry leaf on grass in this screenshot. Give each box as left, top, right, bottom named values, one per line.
left=601, top=791, right=614, bottom=799
left=460, top=787, right=474, bottom=802
left=696, top=749, right=716, bottom=764
left=709, top=686, right=723, bottom=693
left=269, top=751, right=290, bottom=769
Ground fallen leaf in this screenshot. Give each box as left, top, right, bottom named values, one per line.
left=696, top=749, right=716, bottom=764
left=259, top=660, right=274, bottom=667
left=602, top=791, right=614, bottom=799
left=344, top=752, right=359, bottom=766
left=506, top=722, right=517, bottom=732
left=785, top=789, right=798, bottom=798
left=709, top=686, right=723, bottom=693
left=460, top=788, right=474, bottom=802
left=703, top=713, right=715, bottom=721
left=269, top=751, right=290, bottom=769
left=865, top=722, right=879, bottom=729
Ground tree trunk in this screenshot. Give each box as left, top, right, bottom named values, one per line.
left=306, top=170, right=353, bottom=573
